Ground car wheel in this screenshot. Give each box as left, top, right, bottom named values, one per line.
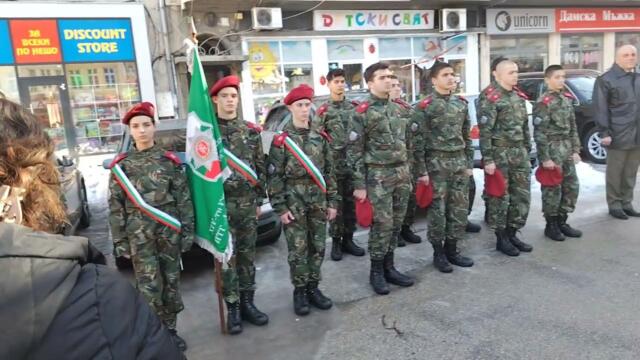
left=583, top=127, right=607, bottom=164
left=78, top=183, right=91, bottom=229
left=256, top=227, right=282, bottom=247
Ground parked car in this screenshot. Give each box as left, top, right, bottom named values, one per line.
left=518, top=70, right=602, bottom=163
left=58, top=155, right=91, bottom=235
left=102, top=120, right=282, bottom=269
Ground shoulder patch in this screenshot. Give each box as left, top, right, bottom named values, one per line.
left=418, top=96, right=433, bottom=110
left=563, top=91, right=576, bottom=100
left=356, top=101, right=369, bottom=114
left=514, top=87, right=530, bottom=100
left=392, top=98, right=411, bottom=110
left=163, top=151, right=182, bottom=166
left=350, top=100, right=360, bottom=107
left=246, top=121, right=263, bottom=133
left=488, top=92, right=501, bottom=103
left=484, top=86, right=496, bottom=95
left=273, top=132, right=288, bottom=148
left=319, top=129, right=333, bottom=143
left=108, top=153, right=128, bottom=169
left=457, top=95, right=468, bottom=104
left=541, top=96, right=553, bottom=106
left=317, top=103, right=329, bottom=117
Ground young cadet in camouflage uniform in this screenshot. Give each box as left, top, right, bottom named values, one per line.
left=415, top=62, right=474, bottom=273
left=317, top=68, right=365, bottom=261
left=267, top=84, right=339, bottom=316
left=478, top=58, right=533, bottom=257
left=108, top=102, right=193, bottom=351
left=348, top=63, right=429, bottom=295
left=389, top=74, right=423, bottom=247
left=209, top=76, right=269, bottom=335
left=533, top=65, right=583, bottom=241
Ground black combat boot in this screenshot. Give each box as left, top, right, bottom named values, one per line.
left=342, top=232, right=365, bottom=256
left=331, top=236, right=343, bottom=261
left=293, top=287, right=310, bottom=316
left=557, top=213, right=582, bottom=238
left=544, top=216, right=565, bottom=242
left=400, top=225, right=422, bottom=244
left=496, top=230, right=520, bottom=256
left=507, top=227, right=533, bottom=252
left=444, top=242, right=474, bottom=267
left=397, top=234, right=406, bottom=247
left=240, top=291, right=269, bottom=326
left=168, top=329, right=187, bottom=351
left=226, top=301, right=243, bottom=335
left=307, top=282, right=333, bottom=310
left=465, top=221, right=482, bottom=233
left=433, top=243, right=453, bottom=273
left=383, top=252, right=414, bottom=287
left=370, top=260, right=390, bottom=295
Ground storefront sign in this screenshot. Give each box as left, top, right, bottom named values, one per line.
left=313, top=10, right=435, bottom=31
left=58, top=19, right=135, bottom=62
left=10, top=19, right=62, bottom=64
left=0, top=20, right=14, bottom=64
left=486, top=9, right=555, bottom=35
left=556, top=8, right=640, bottom=32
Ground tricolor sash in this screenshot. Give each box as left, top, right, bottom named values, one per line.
left=111, top=164, right=182, bottom=233
left=278, top=131, right=327, bottom=193
left=223, top=148, right=259, bottom=186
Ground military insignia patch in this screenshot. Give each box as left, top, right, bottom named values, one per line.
left=533, top=117, right=543, bottom=125
left=411, top=122, right=419, bottom=132
left=480, top=116, right=488, bottom=124
left=349, top=131, right=359, bottom=142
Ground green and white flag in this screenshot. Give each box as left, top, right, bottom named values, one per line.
left=186, top=50, right=233, bottom=264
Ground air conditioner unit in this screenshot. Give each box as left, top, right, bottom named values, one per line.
left=440, top=9, right=467, bottom=32
left=251, top=8, right=283, bottom=30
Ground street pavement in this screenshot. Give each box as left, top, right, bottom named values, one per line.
left=77, top=157, right=640, bottom=360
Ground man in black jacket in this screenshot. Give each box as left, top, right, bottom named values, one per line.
left=0, top=98, right=183, bottom=359
left=593, top=45, right=640, bottom=220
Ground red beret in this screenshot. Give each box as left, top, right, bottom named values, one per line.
left=355, top=198, right=373, bottom=228
left=122, top=102, right=155, bottom=125
left=484, top=169, right=507, bottom=197
left=535, top=166, right=563, bottom=187
left=209, top=75, right=240, bottom=97
left=415, top=182, right=434, bottom=208
left=283, top=84, right=314, bottom=105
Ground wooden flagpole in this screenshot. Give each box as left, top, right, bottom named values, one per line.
left=214, top=258, right=227, bottom=334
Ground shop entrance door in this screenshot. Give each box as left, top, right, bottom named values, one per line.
left=19, top=76, right=76, bottom=157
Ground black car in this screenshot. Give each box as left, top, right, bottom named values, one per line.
left=58, top=155, right=91, bottom=235
left=102, top=120, right=282, bottom=269
left=518, top=70, right=603, bottom=163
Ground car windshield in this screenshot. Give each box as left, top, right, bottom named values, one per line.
left=567, top=76, right=596, bottom=103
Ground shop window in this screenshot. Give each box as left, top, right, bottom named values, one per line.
left=282, top=41, right=312, bottom=63
left=284, top=64, right=313, bottom=92
left=17, top=64, right=64, bottom=78
left=328, top=40, right=364, bottom=61
left=0, top=66, right=19, bottom=102
left=561, top=34, right=603, bottom=71
left=380, top=38, right=412, bottom=59
left=66, top=62, right=140, bottom=155
left=490, top=35, right=548, bottom=73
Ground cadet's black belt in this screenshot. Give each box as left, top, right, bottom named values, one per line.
left=427, top=150, right=465, bottom=158
left=492, top=139, right=525, bottom=148
left=366, top=162, right=406, bottom=168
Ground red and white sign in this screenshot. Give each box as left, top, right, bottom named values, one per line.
left=556, top=8, right=640, bottom=32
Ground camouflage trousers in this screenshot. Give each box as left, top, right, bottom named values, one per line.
left=366, top=164, right=411, bottom=260
left=541, top=140, right=579, bottom=216
left=486, top=146, right=531, bottom=231
left=403, top=178, right=417, bottom=227
left=130, top=223, right=183, bottom=330
left=329, top=175, right=356, bottom=241
left=284, top=185, right=328, bottom=287
left=222, top=197, right=258, bottom=303
left=427, top=154, right=469, bottom=247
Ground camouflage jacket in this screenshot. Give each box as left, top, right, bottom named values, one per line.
left=415, top=91, right=474, bottom=169
left=478, top=83, right=532, bottom=164
left=533, top=90, right=581, bottom=162
left=267, top=121, right=339, bottom=216
left=219, top=118, right=266, bottom=204
left=317, top=99, right=356, bottom=176
left=347, top=94, right=427, bottom=189
left=108, top=145, right=194, bottom=256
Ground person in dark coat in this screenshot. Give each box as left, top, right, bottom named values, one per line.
left=0, top=98, right=184, bottom=360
